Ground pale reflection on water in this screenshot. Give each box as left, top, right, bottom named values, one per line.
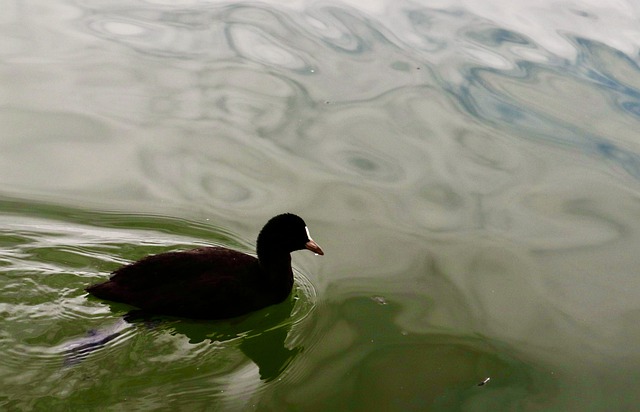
left=1, top=0, right=640, bottom=410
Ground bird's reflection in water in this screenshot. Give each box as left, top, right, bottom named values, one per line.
left=66, top=294, right=301, bottom=381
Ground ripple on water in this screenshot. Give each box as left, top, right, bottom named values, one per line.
left=5, top=0, right=640, bottom=409
left=195, top=65, right=304, bottom=133
left=138, top=139, right=279, bottom=211
left=226, top=22, right=312, bottom=72
left=304, top=6, right=371, bottom=54
left=84, top=8, right=218, bottom=58
left=259, top=292, right=557, bottom=410
left=0, top=208, right=318, bottom=408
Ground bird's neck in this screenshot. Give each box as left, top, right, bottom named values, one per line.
left=258, top=250, right=294, bottom=301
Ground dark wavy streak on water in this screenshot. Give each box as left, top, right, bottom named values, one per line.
left=447, top=36, right=640, bottom=179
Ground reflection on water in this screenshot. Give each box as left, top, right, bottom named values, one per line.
left=0, top=207, right=316, bottom=409
left=264, top=293, right=556, bottom=410
left=2, top=0, right=640, bottom=409
left=73, top=292, right=304, bottom=381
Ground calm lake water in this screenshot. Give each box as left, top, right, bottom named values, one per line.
left=2, top=0, right=640, bottom=410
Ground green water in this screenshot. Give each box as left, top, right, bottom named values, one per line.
left=2, top=0, right=640, bottom=410
left=0, top=200, right=554, bottom=410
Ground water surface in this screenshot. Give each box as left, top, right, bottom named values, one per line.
left=1, top=0, right=640, bottom=410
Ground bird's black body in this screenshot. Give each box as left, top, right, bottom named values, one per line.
left=86, top=214, right=323, bottom=319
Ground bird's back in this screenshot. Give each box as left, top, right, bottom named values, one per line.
left=86, top=247, right=269, bottom=318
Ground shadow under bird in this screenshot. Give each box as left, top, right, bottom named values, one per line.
left=86, top=213, right=323, bottom=319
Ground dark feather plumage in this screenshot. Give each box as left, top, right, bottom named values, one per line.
left=86, top=214, right=323, bottom=319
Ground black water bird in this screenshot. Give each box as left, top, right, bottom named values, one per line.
left=86, top=213, right=323, bottom=319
